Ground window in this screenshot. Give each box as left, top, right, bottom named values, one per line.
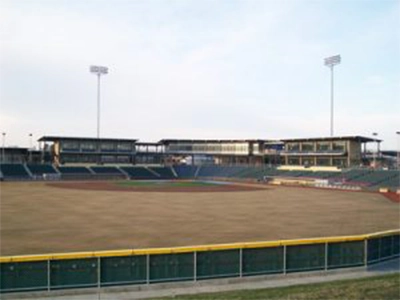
left=288, top=157, right=300, bottom=165
left=117, top=143, right=132, bottom=151
left=333, top=142, right=346, bottom=151
left=302, top=158, right=314, bottom=166
left=287, top=143, right=300, bottom=151
left=317, top=143, right=330, bottom=151
left=101, top=143, right=114, bottom=151
left=301, top=143, right=314, bottom=152
left=81, top=142, right=96, bottom=151
left=62, top=142, right=79, bottom=151
left=333, top=158, right=346, bottom=167
left=317, top=158, right=330, bottom=166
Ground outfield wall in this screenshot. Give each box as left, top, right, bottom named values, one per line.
left=1, top=229, right=399, bottom=293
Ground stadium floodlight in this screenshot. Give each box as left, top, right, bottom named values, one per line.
left=1, top=132, right=5, bottom=163
left=324, top=55, right=341, bottom=137
left=29, top=133, right=33, bottom=162
left=396, top=131, right=400, bottom=169
left=90, top=65, right=109, bottom=139
left=372, top=132, right=378, bottom=168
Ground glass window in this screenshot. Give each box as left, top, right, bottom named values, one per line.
left=333, top=158, right=346, bottom=167
left=317, top=143, right=330, bottom=151
left=62, top=142, right=79, bottom=150
left=287, top=143, right=300, bottom=151
left=81, top=142, right=96, bottom=151
left=316, top=158, right=330, bottom=166
left=302, top=143, right=314, bottom=151
left=333, top=142, right=346, bottom=151
left=117, top=143, right=132, bottom=151
left=288, top=157, right=300, bottom=165
left=302, top=158, right=314, bottom=166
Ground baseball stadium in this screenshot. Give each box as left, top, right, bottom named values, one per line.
left=0, top=135, right=399, bottom=296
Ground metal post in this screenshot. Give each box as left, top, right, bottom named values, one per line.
left=47, top=259, right=51, bottom=292
left=97, top=257, right=101, bottom=288
left=364, top=238, right=368, bottom=266
left=146, top=254, right=150, bottom=284
left=193, top=251, right=197, bottom=282
left=330, top=66, right=334, bottom=137
left=324, top=55, right=341, bottom=137
left=2, top=132, right=5, bottom=163
left=97, top=73, right=101, bottom=139
left=396, top=132, right=400, bottom=169
left=324, top=242, right=328, bottom=271
left=283, top=245, right=287, bottom=274
left=239, top=248, right=243, bottom=278
left=29, top=133, right=33, bottom=163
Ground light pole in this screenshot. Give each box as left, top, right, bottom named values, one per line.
left=396, top=131, right=400, bottom=170
left=29, top=133, right=33, bottom=163
left=372, top=132, right=378, bottom=168
left=324, top=55, right=341, bottom=137
left=2, top=132, right=6, bottom=163
left=90, top=65, right=109, bottom=139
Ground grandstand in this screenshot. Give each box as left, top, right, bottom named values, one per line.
left=0, top=162, right=398, bottom=191
left=120, top=166, right=159, bottom=179
left=27, top=164, right=58, bottom=175
left=0, top=164, right=31, bottom=180
left=148, top=166, right=176, bottom=179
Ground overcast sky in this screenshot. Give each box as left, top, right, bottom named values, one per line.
left=1, top=0, right=399, bottom=149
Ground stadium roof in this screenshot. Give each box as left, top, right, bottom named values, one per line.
left=280, top=136, right=382, bottom=143
left=159, top=139, right=280, bottom=144
left=38, top=136, right=138, bottom=143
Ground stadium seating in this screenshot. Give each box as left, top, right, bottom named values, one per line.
left=148, top=166, right=176, bottom=179
left=27, top=164, right=57, bottom=175
left=120, top=166, right=159, bottom=179
left=90, top=166, right=123, bottom=174
left=173, top=165, right=198, bottom=178
left=57, top=166, right=92, bottom=174
left=0, top=164, right=31, bottom=179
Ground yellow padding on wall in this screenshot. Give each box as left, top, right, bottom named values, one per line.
left=1, top=229, right=398, bottom=263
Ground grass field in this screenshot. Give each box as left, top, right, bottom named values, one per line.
left=156, top=273, right=400, bottom=300
left=1, top=181, right=399, bottom=256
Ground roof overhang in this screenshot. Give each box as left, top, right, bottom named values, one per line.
left=281, top=136, right=382, bottom=143
left=38, top=136, right=138, bottom=143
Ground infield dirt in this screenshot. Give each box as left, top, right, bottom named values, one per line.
left=1, top=181, right=399, bottom=256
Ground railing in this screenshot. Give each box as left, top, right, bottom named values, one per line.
left=0, top=229, right=399, bottom=293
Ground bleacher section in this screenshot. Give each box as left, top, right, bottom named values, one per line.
left=27, top=164, right=57, bottom=175
left=57, top=166, right=92, bottom=174
left=173, top=165, right=198, bottom=178
left=148, top=166, right=176, bottom=179
left=197, top=165, right=249, bottom=178
left=90, top=166, right=123, bottom=175
left=0, top=164, right=31, bottom=180
left=349, top=170, right=399, bottom=188
left=120, top=166, right=159, bottom=179
left=0, top=163, right=398, bottom=190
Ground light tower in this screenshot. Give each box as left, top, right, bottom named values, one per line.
left=324, top=55, right=341, bottom=137
left=90, top=65, right=109, bottom=139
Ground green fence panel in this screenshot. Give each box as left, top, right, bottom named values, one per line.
left=150, top=253, right=194, bottom=282
left=50, top=258, right=97, bottom=289
left=393, top=235, right=400, bottom=256
left=367, top=238, right=380, bottom=263
left=242, top=247, right=284, bottom=276
left=286, top=244, right=325, bottom=272
left=380, top=236, right=394, bottom=259
left=328, top=241, right=364, bottom=269
left=101, top=255, right=146, bottom=286
left=0, top=261, right=48, bottom=293
left=197, top=249, right=240, bottom=279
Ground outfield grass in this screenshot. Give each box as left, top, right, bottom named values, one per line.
left=116, top=180, right=219, bottom=188
left=156, top=273, right=400, bottom=300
